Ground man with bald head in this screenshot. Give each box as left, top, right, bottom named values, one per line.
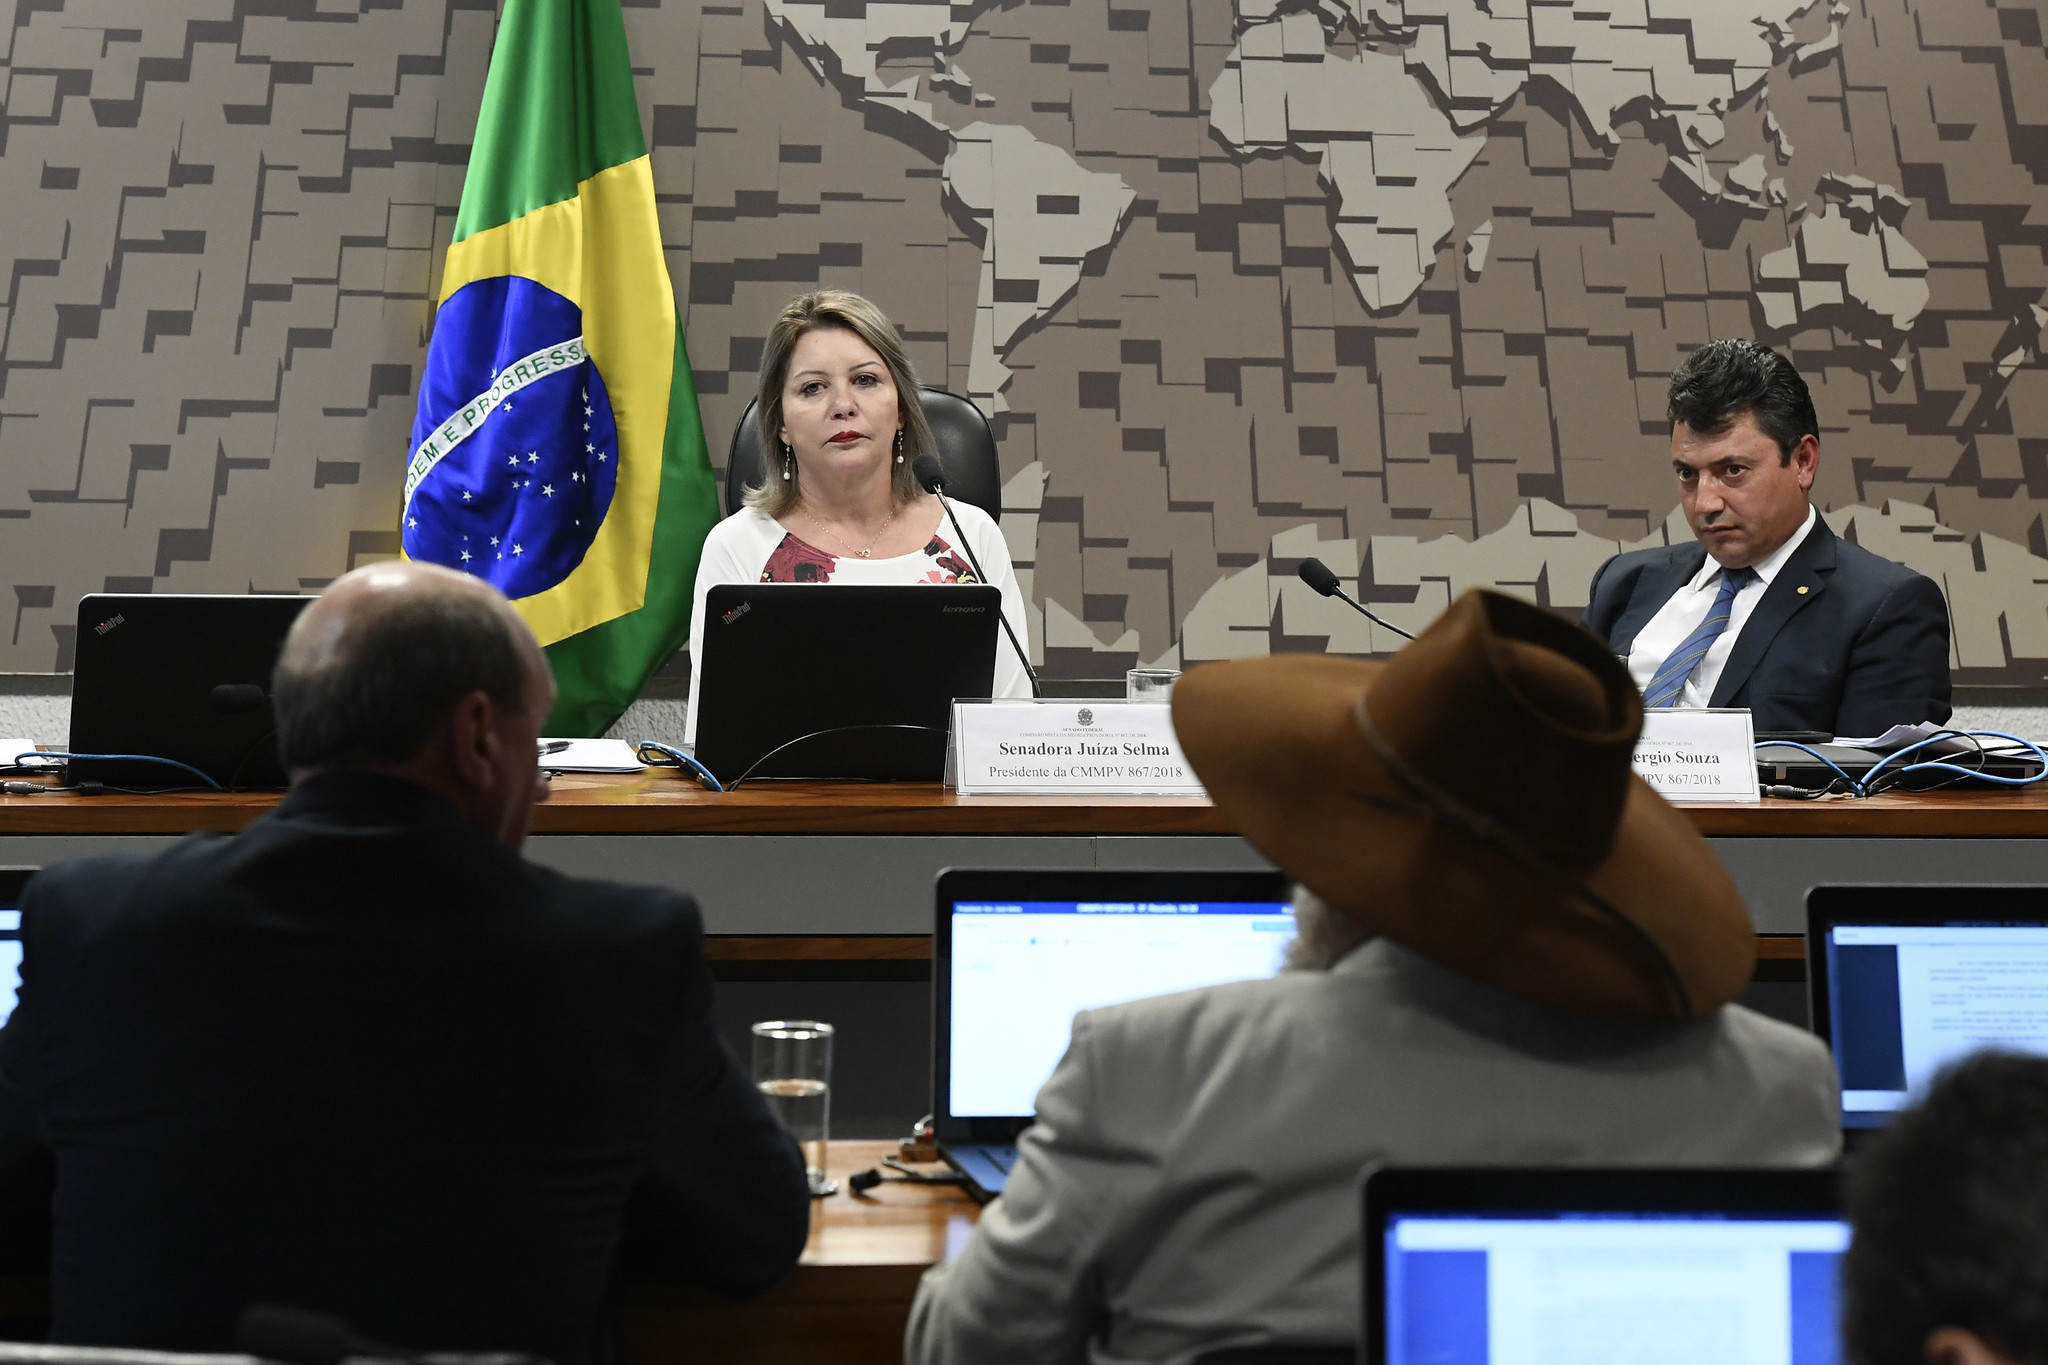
left=0, top=563, right=809, bottom=1362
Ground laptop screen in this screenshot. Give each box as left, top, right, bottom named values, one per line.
left=0, top=871, right=30, bottom=1031
left=1380, top=1211, right=1848, bottom=1365
left=1823, top=921, right=2048, bottom=1128
left=946, top=891, right=1294, bottom=1120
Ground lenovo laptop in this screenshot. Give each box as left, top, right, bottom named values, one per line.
left=693, top=584, right=1001, bottom=785
left=0, top=870, right=33, bottom=1030
left=69, top=594, right=314, bottom=789
left=1365, top=1166, right=1847, bottom=1365
left=1809, top=884, right=2048, bottom=1133
left=933, top=868, right=1294, bottom=1199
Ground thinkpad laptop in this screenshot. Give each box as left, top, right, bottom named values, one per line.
left=69, top=594, right=314, bottom=789
left=1809, top=885, right=2048, bottom=1134
left=1757, top=738, right=2044, bottom=792
left=933, top=868, right=1294, bottom=1200
left=694, top=584, right=1001, bottom=785
left=1365, top=1166, right=1847, bottom=1365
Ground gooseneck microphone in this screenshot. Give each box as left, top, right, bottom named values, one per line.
left=913, top=452, right=1043, bottom=698
left=1297, top=557, right=1417, bottom=641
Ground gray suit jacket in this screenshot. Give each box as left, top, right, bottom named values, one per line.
left=905, top=938, right=1840, bottom=1365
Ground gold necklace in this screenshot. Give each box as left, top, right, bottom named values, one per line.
left=803, top=501, right=898, bottom=559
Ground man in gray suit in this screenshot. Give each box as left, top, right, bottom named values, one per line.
left=905, top=590, right=1838, bottom=1365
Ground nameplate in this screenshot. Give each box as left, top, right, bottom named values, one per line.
left=1633, top=708, right=1759, bottom=803
left=949, top=700, right=1205, bottom=796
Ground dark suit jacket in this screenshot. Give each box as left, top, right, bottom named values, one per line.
left=0, top=770, right=810, bottom=1364
left=1582, top=514, right=1952, bottom=737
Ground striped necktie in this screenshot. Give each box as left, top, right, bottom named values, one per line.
left=1643, top=567, right=1754, bottom=708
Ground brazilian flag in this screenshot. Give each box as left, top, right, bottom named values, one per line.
left=402, top=0, right=716, bottom=736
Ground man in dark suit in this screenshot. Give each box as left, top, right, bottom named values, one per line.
left=1582, top=339, right=1951, bottom=737
left=0, top=562, right=810, bottom=1363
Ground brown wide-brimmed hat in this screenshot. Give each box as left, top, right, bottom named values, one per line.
left=1172, top=589, right=1754, bottom=1022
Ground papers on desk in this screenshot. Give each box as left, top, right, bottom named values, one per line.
left=537, top=738, right=645, bottom=773
left=1836, top=722, right=2030, bottom=755
left=0, top=741, right=38, bottom=770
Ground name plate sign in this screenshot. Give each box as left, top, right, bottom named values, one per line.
left=1633, top=707, right=1759, bottom=803
left=950, top=700, right=1205, bottom=795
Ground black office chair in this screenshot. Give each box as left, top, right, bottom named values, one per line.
left=723, top=386, right=1002, bottom=521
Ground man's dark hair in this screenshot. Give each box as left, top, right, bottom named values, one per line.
left=273, top=590, right=532, bottom=770
left=1842, top=1050, right=2048, bottom=1365
left=1666, top=339, right=1818, bottom=463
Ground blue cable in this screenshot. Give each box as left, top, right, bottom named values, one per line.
left=1752, top=730, right=2048, bottom=798
left=634, top=741, right=724, bottom=792
left=1867, top=729, right=2048, bottom=789
left=15, top=751, right=225, bottom=792
left=1753, top=739, right=1869, bottom=796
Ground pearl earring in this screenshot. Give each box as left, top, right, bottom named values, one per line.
left=894, top=429, right=905, bottom=465
left=782, top=443, right=793, bottom=481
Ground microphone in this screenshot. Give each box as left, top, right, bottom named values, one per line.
left=209, top=683, right=270, bottom=714
left=913, top=453, right=1043, bottom=698
left=1296, top=558, right=1416, bottom=641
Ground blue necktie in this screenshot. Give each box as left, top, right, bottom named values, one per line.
left=1643, top=567, right=1753, bottom=708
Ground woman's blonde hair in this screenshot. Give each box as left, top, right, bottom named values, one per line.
left=745, top=290, right=932, bottom=518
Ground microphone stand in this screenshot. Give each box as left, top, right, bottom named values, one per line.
left=915, top=457, right=1043, bottom=698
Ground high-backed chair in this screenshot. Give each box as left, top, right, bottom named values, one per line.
left=723, top=386, right=1002, bottom=521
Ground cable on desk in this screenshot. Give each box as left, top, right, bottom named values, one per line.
left=726, top=724, right=942, bottom=790
left=1753, top=730, right=2048, bottom=800
left=634, top=741, right=724, bottom=792
left=13, top=751, right=224, bottom=792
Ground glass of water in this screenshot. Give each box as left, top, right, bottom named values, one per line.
left=752, top=1019, right=836, bottom=1196
left=1127, top=667, right=1181, bottom=701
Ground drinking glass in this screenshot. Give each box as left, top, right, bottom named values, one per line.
left=1126, top=668, right=1181, bottom=701
left=752, top=1019, right=836, bottom=1196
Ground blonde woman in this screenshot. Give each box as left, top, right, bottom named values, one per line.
left=685, top=291, right=1031, bottom=744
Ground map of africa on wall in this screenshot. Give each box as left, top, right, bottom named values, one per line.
left=6, top=0, right=2048, bottom=684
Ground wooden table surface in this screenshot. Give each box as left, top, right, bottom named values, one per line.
left=4, top=769, right=2048, bottom=836
left=624, top=1139, right=978, bottom=1365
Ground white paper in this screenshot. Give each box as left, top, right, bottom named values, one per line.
left=1633, top=708, right=1760, bottom=803
left=0, top=740, right=39, bottom=769
left=950, top=700, right=1204, bottom=795
left=536, top=738, right=645, bottom=773
left=1833, top=721, right=2025, bottom=755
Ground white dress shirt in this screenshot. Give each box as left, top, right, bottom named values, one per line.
left=1626, top=504, right=1818, bottom=707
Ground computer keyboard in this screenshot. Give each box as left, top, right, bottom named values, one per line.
left=989, top=1146, right=1017, bottom=1173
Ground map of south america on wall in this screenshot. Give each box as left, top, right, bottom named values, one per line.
left=5, top=0, right=2048, bottom=683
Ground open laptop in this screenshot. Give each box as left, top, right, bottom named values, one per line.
left=1365, top=1166, right=1847, bottom=1365
left=1809, top=885, right=2048, bottom=1134
left=69, top=594, right=314, bottom=789
left=694, top=584, right=1001, bottom=785
left=933, top=868, right=1294, bottom=1199
left=0, top=870, right=32, bottom=1030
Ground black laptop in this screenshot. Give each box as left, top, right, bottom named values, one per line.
left=933, top=868, right=1294, bottom=1199
left=69, top=593, right=314, bottom=789
left=1365, top=1165, right=1848, bottom=1365
left=0, top=869, right=33, bottom=1030
left=1809, top=884, right=2048, bottom=1134
left=693, top=583, right=1002, bottom=784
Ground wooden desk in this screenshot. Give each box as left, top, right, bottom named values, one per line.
left=0, top=1141, right=976, bottom=1363
left=624, top=1140, right=977, bottom=1365
left=8, top=772, right=2048, bottom=837
left=7, top=776, right=2048, bottom=936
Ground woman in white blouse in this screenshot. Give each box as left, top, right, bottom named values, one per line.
left=686, top=290, right=1031, bottom=744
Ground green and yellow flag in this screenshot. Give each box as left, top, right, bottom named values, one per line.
left=403, top=0, right=717, bottom=736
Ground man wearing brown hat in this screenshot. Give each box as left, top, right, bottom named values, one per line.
left=905, top=590, right=1838, bottom=1365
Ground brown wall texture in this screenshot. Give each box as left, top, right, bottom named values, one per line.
left=5, top=0, right=2048, bottom=683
